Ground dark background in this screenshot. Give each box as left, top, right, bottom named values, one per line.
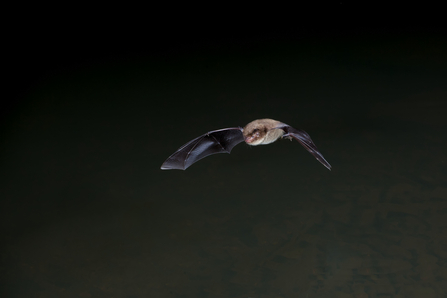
left=2, top=5, right=447, bottom=298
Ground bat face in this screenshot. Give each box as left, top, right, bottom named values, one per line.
left=161, top=118, right=332, bottom=171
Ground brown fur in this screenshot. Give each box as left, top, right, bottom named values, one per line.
left=243, top=118, right=285, bottom=145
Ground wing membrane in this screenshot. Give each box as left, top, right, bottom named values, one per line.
left=161, top=128, right=244, bottom=170
left=280, top=126, right=332, bottom=170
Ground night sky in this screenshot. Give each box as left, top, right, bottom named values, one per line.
left=2, top=5, right=447, bottom=298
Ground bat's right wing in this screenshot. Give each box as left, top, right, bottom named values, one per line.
left=161, top=127, right=244, bottom=170
left=279, top=125, right=332, bottom=170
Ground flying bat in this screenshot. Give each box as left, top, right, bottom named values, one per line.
left=161, top=118, right=331, bottom=170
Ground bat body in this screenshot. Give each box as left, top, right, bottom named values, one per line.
left=161, top=119, right=331, bottom=170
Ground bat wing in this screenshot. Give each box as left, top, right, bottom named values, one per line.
left=161, top=127, right=244, bottom=170
left=279, top=125, right=332, bottom=170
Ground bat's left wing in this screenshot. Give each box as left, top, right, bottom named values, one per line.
left=278, top=125, right=332, bottom=170
left=161, top=127, right=244, bottom=170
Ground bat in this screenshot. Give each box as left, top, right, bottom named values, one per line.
left=161, top=118, right=332, bottom=170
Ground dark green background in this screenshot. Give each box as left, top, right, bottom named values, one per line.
left=2, top=20, right=447, bottom=298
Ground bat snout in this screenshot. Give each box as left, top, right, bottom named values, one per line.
left=244, top=135, right=264, bottom=146
left=244, top=136, right=255, bottom=144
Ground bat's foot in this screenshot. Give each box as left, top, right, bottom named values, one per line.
left=282, top=134, right=293, bottom=141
